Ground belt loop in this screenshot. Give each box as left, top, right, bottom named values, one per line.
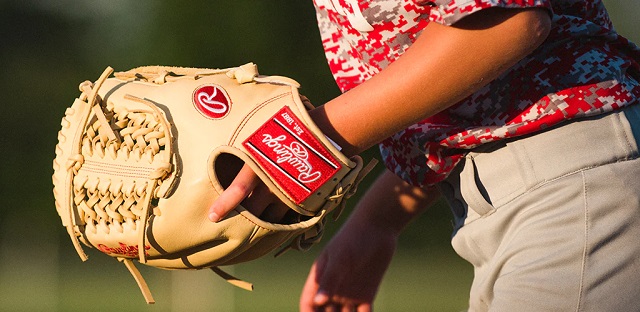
left=460, top=154, right=496, bottom=217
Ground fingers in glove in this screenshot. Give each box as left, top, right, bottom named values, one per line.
left=209, top=165, right=260, bottom=222
left=239, top=181, right=273, bottom=216
left=237, top=180, right=289, bottom=223
left=258, top=202, right=291, bottom=223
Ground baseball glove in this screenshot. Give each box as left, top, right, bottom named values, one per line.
left=52, top=63, right=376, bottom=304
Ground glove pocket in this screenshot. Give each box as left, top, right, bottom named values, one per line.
left=143, top=208, right=322, bottom=269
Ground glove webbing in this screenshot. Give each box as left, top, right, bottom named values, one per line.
left=64, top=71, right=173, bottom=263
left=63, top=66, right=115, bottom=261
left=59, top=67, right=175, bottom=303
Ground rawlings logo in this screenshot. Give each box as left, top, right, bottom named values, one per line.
left=261, top=134, right=322, bottom=184
left=97, top=243, right=150, bottom=258
left=193, top=85, right=231, bottom=119
left=243, top=107, right=342, bottom=204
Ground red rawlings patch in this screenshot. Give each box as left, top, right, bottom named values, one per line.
left=244, top=107, right=341, bottom=204
left=193, top=84, right=231, bottom=119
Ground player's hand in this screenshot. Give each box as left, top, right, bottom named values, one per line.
left=208, top=164, right=289, bottom=223
left=299, top=215, right=397, bottom=312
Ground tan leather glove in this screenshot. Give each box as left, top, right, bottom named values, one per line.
left=52, top=63, right=375, bottom=304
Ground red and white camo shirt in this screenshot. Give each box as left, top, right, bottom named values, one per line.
left=313, top=0, right=640, bottom=186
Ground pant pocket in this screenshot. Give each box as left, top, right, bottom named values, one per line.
left=460, top=155, right=497, bottom=218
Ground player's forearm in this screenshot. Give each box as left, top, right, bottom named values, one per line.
left=346, top=170, right=441, bottom=236
left=311, top=7, right=551, bottom=156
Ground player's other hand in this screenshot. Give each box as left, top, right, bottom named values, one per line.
left=208, top=164, right=289, bottom=223
left=299, top=214, right=397, bottom=312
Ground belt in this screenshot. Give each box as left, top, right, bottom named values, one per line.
left=442, top=105, right=640, bottom=220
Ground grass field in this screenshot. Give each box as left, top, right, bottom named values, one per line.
left=9, top=248, right=471, bottom=312
left=0, top=205, right=472, bottom=312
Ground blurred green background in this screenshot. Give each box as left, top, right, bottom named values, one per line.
left=0, top=1, right=637, bottom=311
